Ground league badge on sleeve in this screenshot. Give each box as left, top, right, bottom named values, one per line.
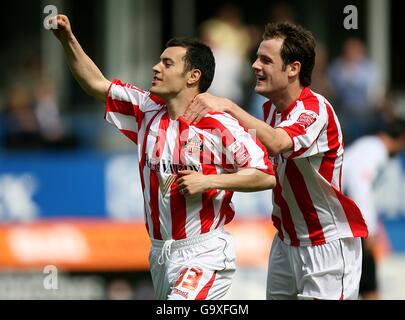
left=296, top=111, right=318, bottom=130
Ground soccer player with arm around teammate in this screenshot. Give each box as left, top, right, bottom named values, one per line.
left=49, top=14, right=276, bottom=300
left=184, top=22, right=369, bottom=300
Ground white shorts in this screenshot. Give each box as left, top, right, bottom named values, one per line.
left=266, top=235, right=362, bottom=300
left=149, top=228, right=236, bottom=300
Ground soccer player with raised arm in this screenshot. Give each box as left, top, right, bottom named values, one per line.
left=50, top=15, right=276, bottom=300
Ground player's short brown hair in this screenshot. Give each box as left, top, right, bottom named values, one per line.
left=263, top=22, right=316, bottom=87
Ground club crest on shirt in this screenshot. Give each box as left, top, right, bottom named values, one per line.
left=296, top=111, right=318, bottom=130
left=183, top=136, right=203, bottom=155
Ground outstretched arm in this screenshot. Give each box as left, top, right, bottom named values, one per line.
left=49, top=14, right=111, bottom=102
left=176, top=169, right=276, bottom=196
left=184, top=93, right=292, bottom=155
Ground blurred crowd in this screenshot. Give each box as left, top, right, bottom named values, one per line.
left=0, top=54, right=79, bottom=151
left=198, top=3, right=402, bottom=146
left=0, top=3, right=403, bottom=152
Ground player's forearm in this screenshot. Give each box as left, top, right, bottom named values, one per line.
left=209, top=169, right=276, bottom=192
left=226, top=102, right=291, bottom=155
left=60, top=35, right=110, bottom=101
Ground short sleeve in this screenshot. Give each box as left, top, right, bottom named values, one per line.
left=278, top=108, right=327, bottom=159
left=105, top=79, right=164, bottom=144
left=207, top=113, right=274, bottom=175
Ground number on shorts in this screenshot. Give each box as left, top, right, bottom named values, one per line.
left=175, top=267, right=203, bottom=291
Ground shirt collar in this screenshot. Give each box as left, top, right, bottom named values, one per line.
left=280, top=87, right=311, bottom=120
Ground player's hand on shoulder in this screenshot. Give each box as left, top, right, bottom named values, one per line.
left=49, top=14, right=73, bottom=42
left=184, top=93, right=229, bottom=124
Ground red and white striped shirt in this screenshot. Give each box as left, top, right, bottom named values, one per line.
left=263, top=87, right=368, bottom=246
left=105, top=79, right=274, bottom=240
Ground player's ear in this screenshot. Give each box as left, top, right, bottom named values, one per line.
left=187, top=69, right=201, bottom=87
left=288, top=61, right=301, bottom=78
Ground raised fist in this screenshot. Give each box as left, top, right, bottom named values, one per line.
left=48, top=14, right=73, bottom=42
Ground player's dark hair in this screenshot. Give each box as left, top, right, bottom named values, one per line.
left=263, top=22, right=316, bottom=87
left=383, top=118, right=405, bottom=139
left=166, top=37, right=215, bottom=93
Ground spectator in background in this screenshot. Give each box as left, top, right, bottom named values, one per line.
left=343, top=118, right=405, bottom=300
left=199, top=4, right=253, bottom=106
left=328, top=37, right=384, bottom=145
left=2, top=81, right=79, bottom=150
left=34, top=77, right=79, bottom=149
left=35, top=78, right=66, bottom=143
left=1, top=49, right=79, bottom=150
left=311, top=43, right=335, bottom=99
left=1, top=80, right=79, bottom=150
left=2, top=84, right=43, bottom=149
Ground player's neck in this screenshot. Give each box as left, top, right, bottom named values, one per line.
left=271, top=83, right=304, bottom=113
left=167, top=89, right=198, bottom=120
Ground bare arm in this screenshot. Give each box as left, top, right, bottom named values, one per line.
left=177, top=169, right=276, bottom=196
left=229, top=102, right=292, bottom=156
left=184, top=93, right=292, bottom=155
left=50, top=15, right=110, bottom=102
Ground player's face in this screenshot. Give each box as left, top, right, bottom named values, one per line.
left=252, top=38, right=290, bottom=98
left=150, top=46, right=190, bottom=99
